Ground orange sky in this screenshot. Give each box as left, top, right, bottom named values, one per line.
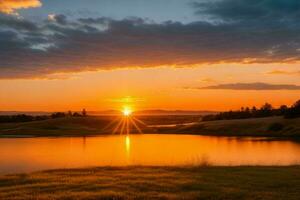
left=1, top=63, right=300, bottom=111
left=1, top=0, right=300, bottom=112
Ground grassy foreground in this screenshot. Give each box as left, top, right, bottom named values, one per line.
left=0, top=116, right=300, bottom=137
left=0, top=166, right=300, bottom=200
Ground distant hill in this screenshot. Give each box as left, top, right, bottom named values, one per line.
left=90, top=110, right=219, bottom=116
left=0, top=110, right=219, bottom=116
left=0, top=111, right=51, bottom=116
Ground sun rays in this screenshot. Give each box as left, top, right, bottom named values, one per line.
left=103, top=106, right=147, bottom=135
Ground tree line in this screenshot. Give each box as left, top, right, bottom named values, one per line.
left=0, top=109, right=87, bottom=123
left=202, top=99, right=300, bottom=121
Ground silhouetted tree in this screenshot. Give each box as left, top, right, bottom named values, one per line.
left=51, top=112, right=66, bottom=119
left=259, top=103, right=273, bottom=117
left=241, top=107, right=245, bottom=112
left=68, top=110, right=73, bottom=116
left=285, top=100, right=300, bottom=118
left=251, top=106, right=257, bottom=117
left=82, top=109, right=87, bottom=117
left=73, top=112, right=81, bottom=117
left=201, top=101, right=300, bottom=121
left=0, top=114, right=49, bottom=123
left=279, top=105, right=288, bottom=115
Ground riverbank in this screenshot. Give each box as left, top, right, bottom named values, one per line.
left=0, top=166, right=299, bottom=199
left=168, top=116, right=300, bottom=137
left=0, top=116, right=299, bottom=138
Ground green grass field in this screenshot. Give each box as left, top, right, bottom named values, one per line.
left=0, top=166, right=300, bottom=199
left=0, top=116, right=299, bottom=137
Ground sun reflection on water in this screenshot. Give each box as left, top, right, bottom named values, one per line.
left=125, top=135, right=131, bottom=161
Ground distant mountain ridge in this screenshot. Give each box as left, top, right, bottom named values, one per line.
left=0, top=111, right=51, bottom=116
left=132, top=110, right=218, bottom=116
left=0, top=110, right=218, bottom=116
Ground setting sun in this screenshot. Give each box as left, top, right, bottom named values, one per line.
left=1, top=1, right=300, bottom=199
left=122, top=107, right=132, bottom=116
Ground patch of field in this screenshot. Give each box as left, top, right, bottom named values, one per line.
left=0, top=166, right=299, bottom=200
left=0, top=115, right=199, bottom=137
left=0, top=116, right=300, bottom=137
left=0, top=117, right=111, bottom=137
left=172, top=116, right=300, bottom=137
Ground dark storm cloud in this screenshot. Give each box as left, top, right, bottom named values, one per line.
left=1, top=0, right=300, bottom=79
left=193, top=0, right=300, bottom=22
left=187, top=82, right=300, bottom=90
left=0, top=13, right=38, bottom=31
left=49, top=14, right=68, bottom=25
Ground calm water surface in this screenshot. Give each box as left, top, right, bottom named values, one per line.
left=1, top=134, right=300, bottom=174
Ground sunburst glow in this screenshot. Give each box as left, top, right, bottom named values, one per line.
left=122, top=107, right=132, bottom=116
left=101, top=103, right=152, bottom=135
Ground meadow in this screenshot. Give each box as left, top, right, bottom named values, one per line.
left=173, top=116, right=300, bottom=137
left=0, top=115, right=299, bottom=138
left=0, top=115, right=199, bottom=137
left=0, top=166, right=300, bottom=200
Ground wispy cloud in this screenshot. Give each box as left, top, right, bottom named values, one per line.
left=267, top=70, right=300, bottom=76
left=0, top=0, right=41, bottom=14
left=185, top=82, right=300, bottom=90
left=199, top=78, right=216, bottom=83
left=106, top=96, right=145, bottom=103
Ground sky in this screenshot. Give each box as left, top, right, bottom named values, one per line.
left=0, top=0, right=300, bottom=111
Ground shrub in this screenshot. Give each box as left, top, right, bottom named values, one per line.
left=268, top=123, right=284, bottom=132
